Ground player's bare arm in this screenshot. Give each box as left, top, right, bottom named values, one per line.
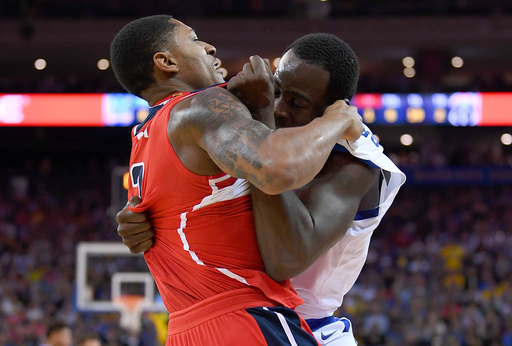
left=169, top=85, right=364, bottom=195
left=252, top=151, right=379, bottom=281
left=115, top=148, right=379, bottom=266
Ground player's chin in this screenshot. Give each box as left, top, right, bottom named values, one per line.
left=214, top=72, right=225, bottom=84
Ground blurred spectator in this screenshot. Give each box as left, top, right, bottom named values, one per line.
left=42, top=320, right=72, bottom=346
left=337, top=181, right=512, bottom=345
left=361, top=299, right=390, bottom=345
left=0, top=127, right=510, bottom=344
left=77, top=334, right=102, bottom=346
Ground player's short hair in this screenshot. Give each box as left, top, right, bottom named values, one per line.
left=284, top=33, right=359, bottom=102
left=46, top=320, right=71, bottom=337
left=110, top=15, right=177, bottom=97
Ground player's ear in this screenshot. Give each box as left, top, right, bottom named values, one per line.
left=153, top=51, right=179, bottom=73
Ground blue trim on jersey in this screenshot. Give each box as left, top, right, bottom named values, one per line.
left=306, top=315, right=339, bottom=331
left=333, top=143, right=380, bottom=168
left=332, top=143, right=349, bottom=153
left=193, top=82, right=228, bottom=92
left=354, top=206, right=379, bottom=220
left=340, top=318, right=351, bottom=333
left=135, top=83, right=229, bottom=135
left=135, top=103, right=163, bottom=134
left=247, top=307, right=318, bottom=345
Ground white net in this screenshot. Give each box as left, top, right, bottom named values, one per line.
left=113, top=295, right=146, bottom=334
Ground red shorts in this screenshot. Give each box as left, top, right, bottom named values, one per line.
left=166, top=289, right=319, bottom=345
left=167, top=306, right=319, bottom=345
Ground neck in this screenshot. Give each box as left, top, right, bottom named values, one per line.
left=142, top=80, right=196, bottom=106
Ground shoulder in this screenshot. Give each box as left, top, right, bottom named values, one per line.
left=322, top=151, right=379, bottom=189
left=172, top=86, right=251, bottom=131
left=176, top=86, right=246, bottom=113
left=192, top=85, right=239, bottom=103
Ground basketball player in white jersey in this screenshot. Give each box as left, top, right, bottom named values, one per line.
left=286, top=127, right=405, bottom=346
left=117, top=33, right=405, bottom=345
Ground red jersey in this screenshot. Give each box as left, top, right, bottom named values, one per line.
left=127, top=87, right=303, bottom=330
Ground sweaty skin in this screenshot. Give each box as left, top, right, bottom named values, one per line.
left=112, top=17, right=370, bottom=345
left=130, top=19, right=364, bottom=197
left=117, top=47, right=377, bottom=281
left=248, top=50, right=379, bottom=280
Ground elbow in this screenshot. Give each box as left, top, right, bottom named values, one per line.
left=265, top=263, right=297, bottom=283
left=263, top=253, right=312, bottom=282
left=257, top=160, right=299, bottom=195
left=266, top=269, right=291, bottom=283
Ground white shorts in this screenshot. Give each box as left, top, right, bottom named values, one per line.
left=309, top=317, right=358, bottom=346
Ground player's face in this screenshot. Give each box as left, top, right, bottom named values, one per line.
left=273, top=50, right=331, bottom=128
left=168, top=20, right=225, bottom=89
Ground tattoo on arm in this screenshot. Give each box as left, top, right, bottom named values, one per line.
left=188, top=88, right=274, bottom=188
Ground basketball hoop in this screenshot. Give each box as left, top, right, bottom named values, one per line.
left=113, top=294, right=146, bottom=334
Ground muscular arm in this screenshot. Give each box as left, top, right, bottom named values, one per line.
left=170, top=86, right=362, bottom=195
left=251, top=151, right=379, bottom=282
left=117, top=152, right=379, bottom=275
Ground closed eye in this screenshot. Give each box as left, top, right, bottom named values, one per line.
left=291, top=98, right=305, bottom=108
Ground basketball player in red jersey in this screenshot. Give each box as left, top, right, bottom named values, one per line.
left=110, top=15, right=364, bottom=345
left=117, top=32, right=407, bottom=345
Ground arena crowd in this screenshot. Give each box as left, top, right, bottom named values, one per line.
left=1, top=127, right=511, bottom=345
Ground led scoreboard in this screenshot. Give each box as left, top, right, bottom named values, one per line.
left=351, top=92, right=511, bottom=126
left=0, top=92, right=511, bottom=126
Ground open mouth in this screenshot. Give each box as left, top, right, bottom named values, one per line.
left=213, top=64, right=223, bottom=75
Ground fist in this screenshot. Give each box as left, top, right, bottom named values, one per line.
left=227, top=55, right=275, bottom=118
left=116, top=196, right=155, bottom=254
left=324, top=100, right=364, bottom=142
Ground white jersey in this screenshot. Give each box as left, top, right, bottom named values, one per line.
left=292, top=124, right=406, bottom=320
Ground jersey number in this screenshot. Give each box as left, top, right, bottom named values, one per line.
left=361, top=129, right=380, bottom=148
left=130, top=162, right=144, bottom=197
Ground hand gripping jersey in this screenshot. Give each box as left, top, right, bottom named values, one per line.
left=291, top=124, right=406, bottom=320
left=127, top=87, right=304, bottom=336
